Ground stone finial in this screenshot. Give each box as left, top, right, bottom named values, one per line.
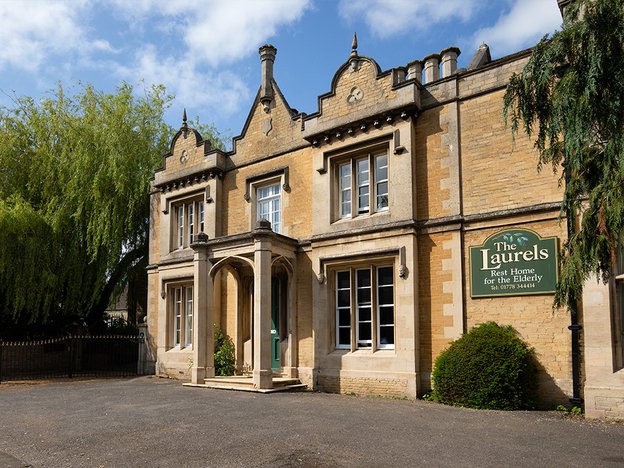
left=423, top=53, right=440, bottom=83
left=195, top=232, right=209, bottom=243
left=181, top=108, right=188, bottom=137
left=259, top=44, right=277, bottom=113
left=440, top=47, right=461, bottom=78
left=255, top=218, right=272, bottom=231
left=351, top=32, right=358, bottom=57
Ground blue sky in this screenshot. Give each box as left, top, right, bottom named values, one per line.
left=0, top=0, right=562, bottom=143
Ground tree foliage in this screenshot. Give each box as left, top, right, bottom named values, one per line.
left=0, top=83, right=228, bottom=338
left=504, top=0, right=624, bottom=307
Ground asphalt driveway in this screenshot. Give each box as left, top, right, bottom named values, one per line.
left=0, top=377, right=622, bottom=467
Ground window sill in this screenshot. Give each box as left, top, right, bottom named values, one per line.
left=166, top=346, right=193, bottom=353
left=332, top=210, right=390, bottom=225
left=330, top=347, right=396, bottom=356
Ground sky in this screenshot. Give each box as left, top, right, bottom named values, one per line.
left=0, top=0, right=563, bottom=144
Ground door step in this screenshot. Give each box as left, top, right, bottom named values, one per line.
left=183, top=375, right=306, bottom=393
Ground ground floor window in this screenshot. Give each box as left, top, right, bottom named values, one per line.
left=335, top=265, right=395, bottom=350
left=171, top=285, right=193, bottom=348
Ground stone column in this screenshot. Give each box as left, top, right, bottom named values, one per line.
left=191, top=237, right=214, bottom=383
left=252, top=220, right=273, bottom=389
left=234, top=269, right=245, bottom=372
left=284, top=261, right=298, bottom=378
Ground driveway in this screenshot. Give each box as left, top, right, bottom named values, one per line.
left=0, top=377, right=622, bottom=467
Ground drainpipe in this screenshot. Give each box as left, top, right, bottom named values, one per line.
left=564, top=161, right=582, bottom=406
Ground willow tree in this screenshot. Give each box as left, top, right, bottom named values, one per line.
left=0, top=83, right=226, bottom=338
left=504, top=0, right=624, bottom=308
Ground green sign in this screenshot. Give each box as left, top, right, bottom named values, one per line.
left=470, top=229, right=558, bottom=298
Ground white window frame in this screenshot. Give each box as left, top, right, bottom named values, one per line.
left=171, top=196, right=205, bottom=251
left=334, top=264, right=395, bottom=351
left=199, top=201, right=205, bottom=235
left=336, top=270, right=352, bottom=349
left=171, top=284, right=193, bottom=349
left=335, top=149, right=389, bottom=220
left=173, top=287, right=182, bottom=347
left=256, top=181, right=282, bottom=233
left=374, top=153, right=389, bottom=212
left=187, top=203, right=195, bottom=245
left=184, top=286, right=193, bottom=348
left=356, top=158, right=370, bottom=214
left=339, top=162, right=352, bottom=219
left=176, top=205, right=184, bottom=249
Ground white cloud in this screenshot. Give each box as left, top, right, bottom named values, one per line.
left=104, top=0, right=311, bottom=65
left=338, top=0, right=482, bottom=38
left=471, top=0, right=562, bottom=56
left=0, top=0, right=89, bottom=71
left=103, top=0, right=312, bottom=125
left=114, top=46, right=251, bottom=124
left=183, top=0, right=311, bottom=66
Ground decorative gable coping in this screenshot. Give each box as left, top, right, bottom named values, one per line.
left=154, top=168, right=223, bottom=193
left=307, top=107, right=417, bottom=153
left=302, top=93, right=420, bottom=148
left=153, top=151, right=226, bottom=190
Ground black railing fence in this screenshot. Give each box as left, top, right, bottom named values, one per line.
left=0, top=334, right=145, bottom=382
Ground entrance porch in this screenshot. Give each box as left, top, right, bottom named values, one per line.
left=189, top=220, right=299, bottom=390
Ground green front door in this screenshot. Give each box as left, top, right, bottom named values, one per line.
left=271, top=277, right=280, bottom=371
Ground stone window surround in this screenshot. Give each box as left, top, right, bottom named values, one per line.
left=319, top=248, right=405, bottom=353
left=330, top=143, right=390, bottom=222
left=166, top=280, right=194, bottom=351
left=168, top=192, right=206, bottom=252
left=331, top=260, right=396, bottom=352
left=243, top=167, right=290, bottom=234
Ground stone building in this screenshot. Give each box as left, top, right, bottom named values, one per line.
left=146, top=2, right=624, bottom=419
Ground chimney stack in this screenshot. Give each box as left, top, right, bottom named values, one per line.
left=406, top=60, right=423, bottom=83
left=423, top=54, right=440, bottom=83
left=440, top=47, right=461, bottom=78
left=259, top=44, right=277, bottom=112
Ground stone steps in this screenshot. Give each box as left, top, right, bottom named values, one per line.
left=183, top=375, right=307, bottom=393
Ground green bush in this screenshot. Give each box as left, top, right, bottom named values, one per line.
left=214, top=326, right=236, bottom=376
left=431, top=322, right=536, bottom=410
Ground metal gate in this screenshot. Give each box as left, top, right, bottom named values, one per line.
left=0, top=335, right=145, bottom=382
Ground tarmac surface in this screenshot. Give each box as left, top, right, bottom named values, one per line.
left=0, top=376, right=623, bottom=467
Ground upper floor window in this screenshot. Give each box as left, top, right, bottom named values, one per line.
left=172, top=198, right=205, bottom=249
left=336, top=150, right=388, bottom=220
left=257, top=182, right=281, bottom=233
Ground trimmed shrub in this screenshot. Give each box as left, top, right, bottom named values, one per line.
left=432, top=322, right=536, bottom=410
left=214, top=326, right=236, bottom=376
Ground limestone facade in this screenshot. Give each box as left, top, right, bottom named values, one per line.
left=146, top=32, right=624, bottom=419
